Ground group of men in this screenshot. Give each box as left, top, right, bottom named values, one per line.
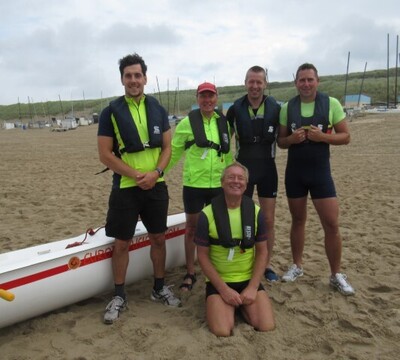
left=97, top=53, right=355, bottom=336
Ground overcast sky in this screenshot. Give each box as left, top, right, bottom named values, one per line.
left=0, top=0, right=399, bottom=105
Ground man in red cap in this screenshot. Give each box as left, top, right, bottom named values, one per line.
left=165, top=82, right=233, bottom=291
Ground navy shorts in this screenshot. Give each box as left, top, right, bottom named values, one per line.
left=285, top=161, right=336, bottom=199
left=240, top=158, right=278, bottom=198
left=183, top=186, right=223, bottom=214
left=206, top=280, right=265, bottom=298
left=105, top=182, right=169, bottom=240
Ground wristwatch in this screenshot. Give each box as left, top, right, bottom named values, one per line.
left=155, top=167, right=164, bottom=178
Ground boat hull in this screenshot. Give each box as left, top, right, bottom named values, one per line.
left=0, top=213, right=186, bottom=329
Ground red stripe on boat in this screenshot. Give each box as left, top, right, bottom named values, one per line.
left=0, top=228, right=185, bottom=291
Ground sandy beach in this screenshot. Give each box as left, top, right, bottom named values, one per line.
left=0, top=113, right=399, bottom=360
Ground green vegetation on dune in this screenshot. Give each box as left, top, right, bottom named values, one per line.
left=1, top=68, right=399, bottom=121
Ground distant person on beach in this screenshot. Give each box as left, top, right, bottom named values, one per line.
left=97, top=53, right=181, bottom=324
left=226, top=66, right=281, bottom=282
left=194, top=162, right=275, bottom=336
left=165, top=82, right=232, bottom=292
left=278, top=63, right=355, bottom=296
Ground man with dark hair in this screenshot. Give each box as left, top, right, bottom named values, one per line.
left=98, top=53, right=181, bottom=324
left=118, top=53, right=148, bottom=78
left=278, top=63, right=355, bottom=296
left=226, top=66, right=281, bottom=282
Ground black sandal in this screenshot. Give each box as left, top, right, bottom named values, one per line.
left=179, top=273, right=197, bottom=291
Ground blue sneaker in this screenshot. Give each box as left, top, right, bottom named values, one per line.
left=264, top=268, right=279, bottom=282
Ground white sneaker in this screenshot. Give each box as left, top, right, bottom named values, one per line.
left=330, top=273, right=355, bottom=296
left=281, top=264, right=304, bottom=282
left=151, top=285, right=182, bottom=307
left=104, top=296, right=127, bottom=324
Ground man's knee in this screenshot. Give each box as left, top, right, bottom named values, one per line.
left=114, top=239, right=130, bottom=252
left=150, top=234, right=166, bottom=248
left=257, top=320, right=275, bottom=332
left=209, top=323, right=233, bottom=337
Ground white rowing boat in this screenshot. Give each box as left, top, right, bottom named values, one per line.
left=0, top=213, right=186, bottom=329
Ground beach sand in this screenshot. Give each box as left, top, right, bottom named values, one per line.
left=0, top=114, right=399, bottom=360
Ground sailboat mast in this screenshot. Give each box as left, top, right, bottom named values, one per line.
left=357, top=62, right=367, bottom=107
left=387, top=33, right=390, bottom=108
left=343, top=51, right=350, bottom=107
left=59, top=95, right=65, bottom=119
left=395, top=35, right=399, bottom=107
left=177, top=77, right=180, bottom=115
left=27, top=96, right=33, bottom=122
left=83, top=90, right=86, bottom=117
left=17, top=97, right=22, bottom=120
left=167, top=79, right=170, bottom=114
left=156, top=76, right=162, bottom=106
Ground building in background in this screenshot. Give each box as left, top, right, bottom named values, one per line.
left=344, top=94, right=371, bottom=108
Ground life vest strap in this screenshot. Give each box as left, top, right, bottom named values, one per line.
left=184, top=139, right=222, bottom=155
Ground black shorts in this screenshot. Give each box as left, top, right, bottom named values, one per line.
left=183, top=186, right=223, bottom=214
left=285, top=161, right=336, bottom=199
left=105, top=182, right=169, bottom=240
left=239, top=158, right=278, bottom=198
left=206, top=280, right=265, bottom=298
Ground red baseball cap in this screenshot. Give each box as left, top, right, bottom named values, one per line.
left=197, top=82, right=217, bottom=94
